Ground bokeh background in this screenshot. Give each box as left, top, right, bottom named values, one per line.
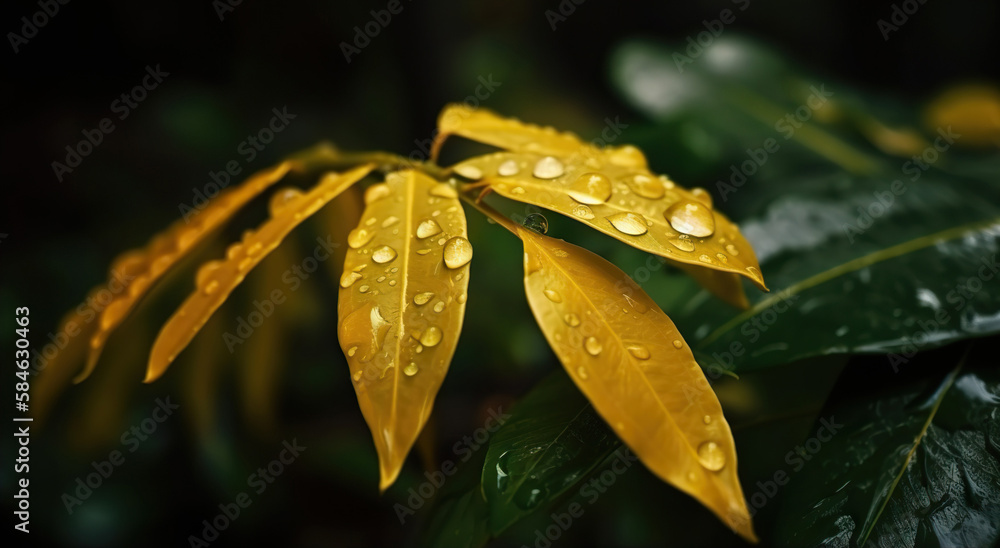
left=3, top=1, right=999, bottom=547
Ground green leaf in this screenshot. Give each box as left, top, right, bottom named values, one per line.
left=418, top=444, right=492, bottom=548
left=773, top=343, right=1000, bottom=548
left=481, top=371, right=621, bottom=535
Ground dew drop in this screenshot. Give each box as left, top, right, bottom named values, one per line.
left=268, top=187, right=304, bottom=216
left=420, top=327, right=443, bottom=347
left=364, top=184, right=391, bottom=204
left=358, top=284, right=370, bottom=293
left=572, top=204, right=596, bottom=220
left=725, top=243, right=740, bottom=256
left=626, top=344, right=651, bottom=360
left=352, top=370, right=363, bottom=382
left=577, top=366, right=589, bottom=380
left=457, top=292, right=467, bottom=304
left=347, top=345, right=358, bottom=357
left=511, top=186, right=526, bottom=195
left=626, top=173, right=664, bottom=199
left=497, top=159, right=520, bottom=176
left=340, top=271, right=363, bottom=288
left=416, top=249, right=431, bottom=255
left=365, top=217, right=377, bottom=226
left=606, top=145, right=646, bottom=168
left=430, top=183, right=459, bottom=198
left=567, top=173, right=612, bottom=204
left=665, top=201, right=716, bottom=238
left=433, top=301, right=445, bottom=313
left=584, top=337, right=603, bottom=356
left=606, top=212, right=649, bottom=236
left=416, top=219, right=443, bottom=239
left=697, top=441, right=726, bottom=471
left=196, top=260, right=223, bottom=288
left=454, top=164, right=483, bottom=180
left=667, top=237, right=695, bottom=252
left=532, top=156, right=565, bottom=179
left=381, top=216, right=400, bottom=228
left=443, top=237, right=473, bottom=269
left=698, top=254, right=713, bottom=264
left=563, top=313, right=581, bottom=327
left=372, top=246, right=398, bottom=264
left=202, top=280, right=219, bottom=295
left=672, top=339, right=684, bottom=349
left=522, top=213, right=549, bottom=234
left=691, top=187, right=713, bottom=207
left=347, top=228, right=375, bottom=249
left=715, top=253, right=728, bottom=264
left=703, top=415, right=712, bottom=425
left=245, top=242, right=263, bottom=256
left=403, top=362, right=419, bottom=376
left=413, top=292, right=435, bottom=306
left=543, top=288, right=563, bottom=303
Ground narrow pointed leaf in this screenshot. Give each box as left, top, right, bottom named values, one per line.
left=337, top=170, right=472, bottom=491
left=482, top=371, right=621, bottom=534
left=515, top=225, right=757, bottom=542
left=434, top=103, right=597, bottom=158
left=146, top=164, right=374, bottom=382
left=79, top=161, right=295, bottom=382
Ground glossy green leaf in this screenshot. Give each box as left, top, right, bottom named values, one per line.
left=481, top=372, right=621, bottom=535
left=774, top=343, right=1000, bottom=547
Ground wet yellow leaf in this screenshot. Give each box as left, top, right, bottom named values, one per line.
left=145, top=164, right=374, bottom=383
left=674, top=264, right=750, bottom=310
left=32, top=306, right=99, bottom=427
left=516, top=224, right=757, bottom=543
left=455, top=150, right=766, bottom=291
left=338, top=170, right=471, bottom=492
left=434, top=103, right=598, bottom=159
left=79, top=162, right=295, bottom=383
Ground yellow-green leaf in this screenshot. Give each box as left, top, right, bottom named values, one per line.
left=79, top=161, right=296, bottom=382
left=337, top=170, right=471, bottom=492
left=145, top=164, right=374, bottom=382
left=515, top=224, right=757, bottom=543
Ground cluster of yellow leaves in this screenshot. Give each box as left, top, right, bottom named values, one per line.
left=36, top=105, right=766, bottom=542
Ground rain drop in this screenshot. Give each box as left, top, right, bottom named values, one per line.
left=532, top=156, right=565, bottom=179
left=433, top=301, right=445, bottom=313
left=347, top=346, right=358, bottom=357
left=358, top=285, right=370, bottom=293
left=404, top=362, right=419, bottom=376
left=268, top=187, right=304, bottom=216
left=577, top=366, right=589, bottom=380
left=584, top=337, right=603, bottom=356
left=563, top=313, right=581, bottom=327
left=606, top=212, right=649, bottom=236
left=372, top=246, right=398, bottom=264
left=196, top=260, right=223, bottom=288
left=672, top=339, right=684, bottom=349
left=626, top=174, right=665, bottom=199
left=430, top=183, right=459, bottom=198
left=543, top=288, right=563, bottom=303
left=606, top=145, right=646, bottom=168
left=416, top=219, right=443, bottom=239
left=381, top=216, right=400, bottom=228
left=364, top=184, right=391, bottom=204
left=348, top=228, right=375, bottom=249
left=522, top=213, right=549, bottom=234
left=352, top=370, right=363, bottom=382
left=202, top=280, right=219, bottom=295
left=497, top=159, right=520, bottom=176
left=715, top=253, right=728, bottom=264
left=567, top=173, right=612, bottom=205
left=454, top=164, right=483, bottom=180
left=627, top=344, right=651, bottom=360
left=697, top=441, right=726, bottom=471
left=572, top=204, right=596, bottom=220
left=664, top=201, right=716, bottom=238
left=690, top=187, right=713, bottom=207
left=667, top=237, right=695, bottom=252
left=340, top=271, right=363, bottom=288
left=725, top=243, right=740, bottom=256
left=443, top=237, right=473, bottom=269
left=698, top=254, right=713, bottom=264
left=703, top=415, right=712, bottom=425
left=413, top=292, right=435, bottom=306
left=420, top=327, right=443, bottom=347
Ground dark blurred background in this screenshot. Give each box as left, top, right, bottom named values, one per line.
left=2, top=1, right=998, bottom=547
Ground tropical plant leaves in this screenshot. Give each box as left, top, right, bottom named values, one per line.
left=337, top=170, right=472, bottom=491
left=435, top=105, right=766, bottom=300
left=774, top=344, right=1000, bottom=548
left=481, top=372, right=621, bottom=535
left=512, top=222, right=756, bottom=542
left=146, top=164, right=374, bottom=382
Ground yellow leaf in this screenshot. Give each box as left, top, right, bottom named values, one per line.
left=434, top=103, right=598, bottom=159
left=78, top=161, right=295, bottom=383
left=674, top=263, right=750, bottom=310
left=145, top=164, right=374, bottom=383
left=338, top=170, right=471, bottom=492
left=515, top=224, right=757, bottom=543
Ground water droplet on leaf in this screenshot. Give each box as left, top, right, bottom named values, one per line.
left=443, top=237, right=473, bottom=269
left=606, top=212, right=649, bottom=235
left=416, top=219, right=442, bottom=239
left=532, top=156, right=565, bottom=179
left=567, top=173, right=612, bottom=204
left=372, top=246, right=397, bottom=264
left=697, top=441, right=726, bottom=471
left=665, top=201, right=715, bottom=238
left=584, top=337, right=603, bottom=356
left=522, top=213, right=549, bottom=234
